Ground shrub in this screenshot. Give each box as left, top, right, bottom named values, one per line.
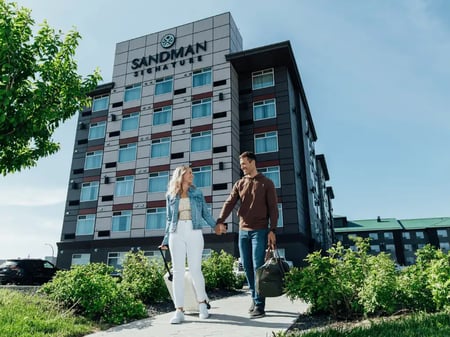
left=397, top=263, right=435, bottom=312
left=285, top=237, right=403, bottom=319
left=202, top=250, right=239, bottom=290
left=425, top=248, right=450, bottom=312
left=285, top=239, right=367, bottom=318
left=39, top=263, right=147, bottom=324
left=233, top=272, right=247, bottom=289
left=120, top=250, right=169, bottom=304
left=358, top=252, right=398, bottom=315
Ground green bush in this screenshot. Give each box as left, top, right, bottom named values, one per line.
left=285, top=238, right=372, bottom=318
left=202, top=250, right=239, bottom=290
left=358, top=252, right=398, bottom=315
left=39, top=263, right=147, bottom=324
left=424, top=247, right=450, bottom=312
left=285, top=239, right=450, bottom=320
left=285, top=237, right=401, bottom=318
left=120, top=250, right=169, bottom=304
left=397, top=263, right=435, bottom=312
left=396, top=244, right=447, bottom=312
left=233, top=272, right=247, bottom=289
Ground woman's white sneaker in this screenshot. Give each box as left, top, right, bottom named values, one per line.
left=199, top=302, right=209, bottom=319
left=170, top=310, right=185, bottom=324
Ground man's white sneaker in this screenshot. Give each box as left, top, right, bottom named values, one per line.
left=170, top=310, right=185, bottom=324
left=199, top=302, right=209, bottom=319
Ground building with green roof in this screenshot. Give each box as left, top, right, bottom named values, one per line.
left=334, top=216, right=450, bottom=265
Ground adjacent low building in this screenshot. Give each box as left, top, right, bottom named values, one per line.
left=334, top=216, right=450, bottom=265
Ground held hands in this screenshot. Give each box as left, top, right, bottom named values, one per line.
left=158, top=244, right=168, bottom=250
left=215, top=223, right=227, bottom=235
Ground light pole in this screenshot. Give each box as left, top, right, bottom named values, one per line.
left=45, top=243, right=55, bottom=260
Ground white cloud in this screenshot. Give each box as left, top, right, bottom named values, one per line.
left=0, top=186, right=66, bottom=206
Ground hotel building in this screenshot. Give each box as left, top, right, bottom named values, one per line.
left=56, top=12, right=334, bottom=269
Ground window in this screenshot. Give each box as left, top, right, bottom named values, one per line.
left=124, top=83, right=141, bottom=102
left=371, top=245, right=380, bottom=253
left=84, top=151, right=103, bottom=170
left=121, top=112, right=139, bottom=131
left=153, top=106, right=172, bottom=126
left=92, top=95, right=109, bottom=112
left=385, top=244, right=396, bottom=253
left=254, top=131, right=278, bottom=154
left=416, top=231, right=425, bottom=239
left=76, top=214, right=95, bottom=235
left=269, top=203, right=283, bottom=228
left=71, top=254, right=91, bottom=266
left=191, top=131, right=211, bottom=153
left=406, top=256, right=415, bottom=265
left=384, top=232, right=394, bottom=240
left=253, top=99, right=276, bottom=120
left=143, top=250, right=163, bottom=263
left=440, top=242, right=449, bottom=252
left=402, top=232, right=411, bottom=240
left=437, top=229, right=448, bottom=238
left=148, top=171, right=169, bottom=193
left=151, top=137, right=170, bottom=158
left=112, top=211, right=132, bottom=232
left=252, top=68, right=274, bottom=90
left=192, top=67, right=211, bottom=87
left=193, top=166, right=211, bottom=188
left=88, top=121, right=106, bottom=140
left=115, top=176, right=134, bottom=197
left=404, top=244, right=413, bottom=251
left=118, top=143, right=137, bottom=163
left=192, top=98, right=212, bottom=119
left=260, top=166, right=280, bottom=188
left=155, top=76, right=173, bottom=95
left=80, top=182, right=99, bottom=202
left=146, top=208, right=166, bottom=230
left=277, top=204, right=283, bottom=228
left=369, top=233, right=379, bottom=240
left=202, top=249, right=212, bottom=260
left=107, top=252, right=126, bottom=270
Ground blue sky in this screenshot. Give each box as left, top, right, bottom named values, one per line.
left=1, top=0, right=449, bottom=259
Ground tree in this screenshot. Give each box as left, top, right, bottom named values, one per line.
left=0, top=1, right=101, bottom=175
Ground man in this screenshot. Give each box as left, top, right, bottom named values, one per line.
left=217, top=151, right=278, bottom=318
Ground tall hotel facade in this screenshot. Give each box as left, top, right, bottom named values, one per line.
left=57, top=13, right=335, bottom=269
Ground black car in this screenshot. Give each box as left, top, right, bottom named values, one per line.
left=0, top=259, right=58, bottom=285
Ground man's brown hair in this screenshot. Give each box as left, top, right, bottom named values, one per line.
left=239, top=151, right=257, bottom=162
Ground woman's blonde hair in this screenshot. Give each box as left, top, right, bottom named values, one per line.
left=167, top=165, right=194, bottom=197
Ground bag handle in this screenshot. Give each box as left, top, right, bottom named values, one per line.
left=159, top=247, right=173, bottom=281
left=265, top=245, right=281, bottom=260
left=265, top=245, right=290, bottom=274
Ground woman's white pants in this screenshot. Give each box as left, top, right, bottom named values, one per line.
left=168, top=220, right=207, bottom=308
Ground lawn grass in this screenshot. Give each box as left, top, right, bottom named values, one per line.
left=0, top=289, right=97, bottom=337
left=287, top=312, right=450, bottom=337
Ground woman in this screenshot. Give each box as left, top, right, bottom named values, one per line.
left=159, top=165, right=226, bottom=324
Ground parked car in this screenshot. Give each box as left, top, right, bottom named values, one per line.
left=0, top=259, right=58, bottom=285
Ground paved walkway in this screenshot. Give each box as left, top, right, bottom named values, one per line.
left=85, top=290, right=309, bottom=337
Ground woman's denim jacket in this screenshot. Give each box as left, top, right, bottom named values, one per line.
left=162, top=187, right=216, bottom=246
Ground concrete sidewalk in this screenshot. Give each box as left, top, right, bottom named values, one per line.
left=85, top=290, right=309, bottom=337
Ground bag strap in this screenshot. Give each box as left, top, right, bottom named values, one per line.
left=267, top=245, right=289, bottom=274
left=159, top=247, right=173, bottom=281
